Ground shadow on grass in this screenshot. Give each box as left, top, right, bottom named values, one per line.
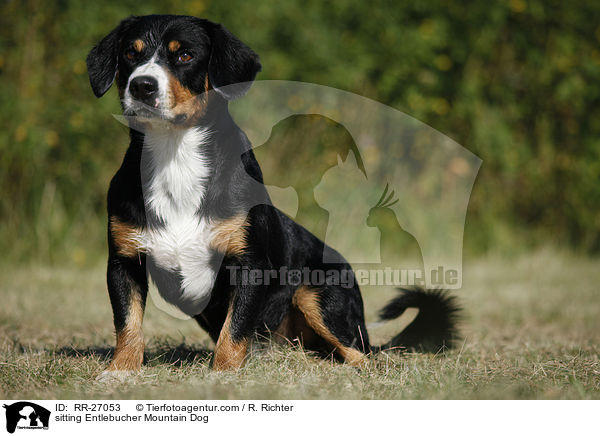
left=56, top=343, right=213, bottom=367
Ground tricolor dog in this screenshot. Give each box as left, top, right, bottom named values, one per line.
left=86, top=14, right=459, bottom=376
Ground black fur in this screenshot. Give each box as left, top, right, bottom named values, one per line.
left=88, top=15, right=460, bottom=370
left=86, top=19, right=124, bottom=97
left=87, top=15, right=260, bottom=100
left=379, top=288, right=461, bottom=352
left=208, top=23, right=262, bottom=99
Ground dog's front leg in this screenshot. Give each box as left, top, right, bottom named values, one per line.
left=102, top=255, right=148, bottom=378
left=212, top=276, right=263, bottom=371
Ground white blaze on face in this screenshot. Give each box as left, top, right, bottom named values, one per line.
left=124, top=53, right=171, bottom=116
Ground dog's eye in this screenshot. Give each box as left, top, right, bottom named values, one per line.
left=178, top=52, right=193, bottom=63
left=125, top=49, right=136, bottom=61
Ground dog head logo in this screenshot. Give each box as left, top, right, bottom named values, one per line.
left=3, top=402, right=50, bottom=433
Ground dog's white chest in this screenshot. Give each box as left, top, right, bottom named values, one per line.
left=139, top=127, right=216, bottom=316
left=143, top=217, right=216, bottom=316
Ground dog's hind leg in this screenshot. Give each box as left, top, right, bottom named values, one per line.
left=212, top=302, right=249, bottom=371
left=292, top=286, right=368, bottom=366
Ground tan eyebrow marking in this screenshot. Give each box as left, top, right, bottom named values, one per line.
left=133, top=39, right=145, bottom=52
left=168, top=40, right=181, bottom=52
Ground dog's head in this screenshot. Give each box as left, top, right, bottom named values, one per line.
left=86, top=15, right=261, bottom=124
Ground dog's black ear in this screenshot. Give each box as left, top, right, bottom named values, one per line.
left=208, top=24, right=261, bottom=100
left=86, top=17, right=135, bottom=98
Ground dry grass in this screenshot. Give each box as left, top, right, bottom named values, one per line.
left=1, top=248, right=599, bottom=399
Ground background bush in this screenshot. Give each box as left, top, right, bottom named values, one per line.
left=1, top=0, right=599, bottom=264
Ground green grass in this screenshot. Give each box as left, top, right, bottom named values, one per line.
left=1, top=248, right=599, bottom=399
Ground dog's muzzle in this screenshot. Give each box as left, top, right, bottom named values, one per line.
left=129, top=75, right=160, bottom=108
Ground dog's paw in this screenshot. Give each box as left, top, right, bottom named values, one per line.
left=96, top=369, right=135, bottom=383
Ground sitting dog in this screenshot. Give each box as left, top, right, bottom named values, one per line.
left=86, top=14, right=459, bottom=375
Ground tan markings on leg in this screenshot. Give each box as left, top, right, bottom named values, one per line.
left=273, top=314, right=291, bottom=345
left=274, top=306, right=317, bottom=347
left=292, top=286, right=366, bottom=366
left=213, top=304, right=248, bottom=371
left=167, top=73, right=209, bottom=125
left=110, top=217, right=144, bottom=258
left=168, top=40, right=181, bottom=52
left=209, top=216, right=249, bottom=256
left=108, top=288, right=145, bottom=371
left=133, top=39, right=144, bottom=52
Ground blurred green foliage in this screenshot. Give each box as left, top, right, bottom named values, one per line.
left=1, top=0, right=599, bottom=264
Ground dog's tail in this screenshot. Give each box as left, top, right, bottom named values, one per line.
left=373, top=287, right=461, bottom=353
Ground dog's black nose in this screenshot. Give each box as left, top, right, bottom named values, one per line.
left=129, top=76, right=159, bottom=105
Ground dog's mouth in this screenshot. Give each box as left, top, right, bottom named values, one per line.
left=124, top=100, right=163, bottom=119
left=122, top=101, right=191, bottom=127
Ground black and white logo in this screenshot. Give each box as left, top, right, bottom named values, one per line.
left=3, top=402, right=50, bottom=433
